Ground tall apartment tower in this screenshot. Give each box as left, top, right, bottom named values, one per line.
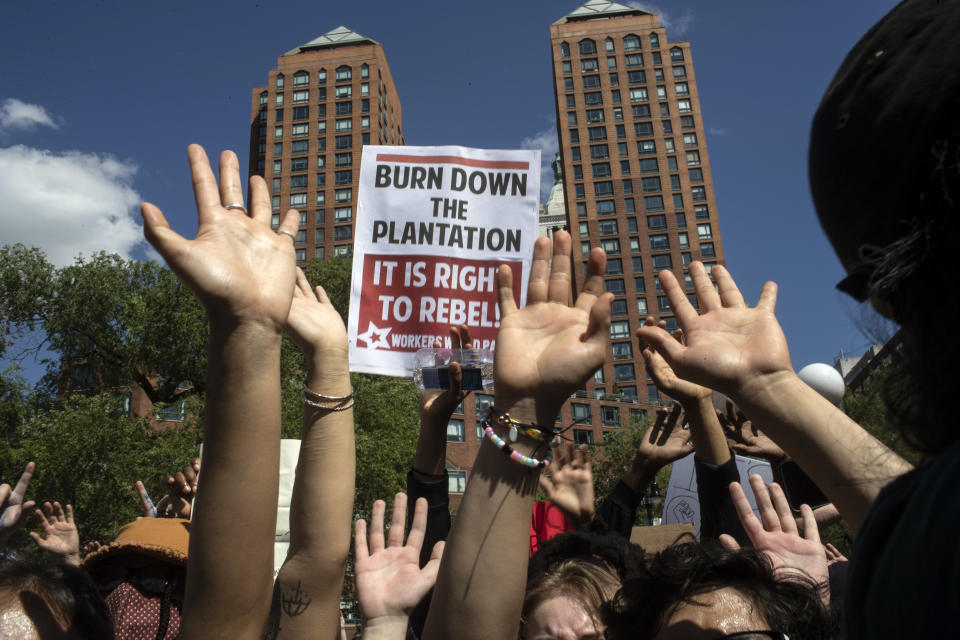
left=249, top=26, right=405, bottom=266
left=550, top=1, right=726, bottom=413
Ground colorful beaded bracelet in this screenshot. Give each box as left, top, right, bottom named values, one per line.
left=483, top=424, right=554, bottom=469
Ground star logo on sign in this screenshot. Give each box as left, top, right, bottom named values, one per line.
left=358, top=321, right=392, bottom=350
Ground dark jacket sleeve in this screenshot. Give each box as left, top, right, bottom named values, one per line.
left=594, top=480, right=643, bottom=539
left=405, top=469, right=451, bottom=640
left=406, top=469, right=451, bottom=568
left=695, top=454, right=750, bottom=545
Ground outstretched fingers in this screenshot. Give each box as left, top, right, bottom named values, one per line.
left=368, top=499, right=386, bottom=554
left=575, top=247, right=607, bottom=313
left=218, top=150, right=245, bottom=216
left=405, top=497, right=429, bottom=554
left=750, top=474, right=782, bottom=533
left=547, top=231, right=573, bottom=305
left=354, top=519, right=369, bottom=562
left=187, top=144, right=222, bottom=221
left=497, top=264, right=519, bottom=317
left=526, top=236, right=553, bottom=305
left=711, top=265, right=747, bottom=309
left=728, top=481, right=764, bottom=542
left=756, top=281, right=779, bottom=312
left=140, top=202, right=186, bottom=264
left=387, top=493, right=407, bottom=548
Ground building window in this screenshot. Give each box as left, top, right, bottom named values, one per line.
left=644, top=196, right=665, bottom=211
left=629, top=88, right=648, bottom=103
left=572, top=403, right=591, bottom=423
left=290, top=193, right=307, bottom=207
left=610, top=298, right=627, bottom=316
left=647, top=384, right=660, bottom=404
left=446, top=419, right=465, bottom=442
left=259, top=91, right=268, bottom=106
left=580, top=58, right=599, bottom=73
left=560, top=42, right=570, bottom=58
left=335, top=135, right=352, bottom=149
left=601, top=238, right=620, bottom=255
left=678, top=232, right=690, bottom=248
left=614, top=363, right=636, bottom=382
left=632, top=255, right=644, bottom=272
left=294, top=229, right=306, bottom=244
left=335, top=169, right=352, bottom=185
left=635, top=121, right=654, bottom=137
left=650, top=234, right=670, bottom=251
left=641, top=176, right=661, bottom=192
left=335, top=65, right=352, bottom=81
left=658, top=295, right=671, bottom=313
left=625, top=53, right=643, bottom=67
left=448, top=468, right=466, bottom=494
left=650, top=32, right=660, bottom=48
left=695, top=205, right=710, bottom=219
left=295, top=248, right=306, bottom=263
left=334, top=225, right=352, bottom=241
left=579, top=39, right=597, bottom=55
left=686, top=151, right=701, bottom=166
left=569, top=129, right=580, bottom=143
left=670, top=46, right=684, bottom=62
left=623, top=34, right=641, bottom=50
left=697, top=223, right=713, bottom=240
left=334, top=206, right=352, bottom=222
left=592, top=162, right=611, bottom=178
left=630, top=237, right=640, bottom=253
left=334, top=188, right=352, bottom=203
left=628, top=70, right=646, bottom=84
left=333, top=245, right=351, bottom=257
left=315, top=228, right=325, bottom=243
left=574, top=429, right=595, bottom=446
left=275, top=93, right=284, bottom=106
left=610, top=321, right=630, bottom=339
left=605, top=258, right=624, bottom=275
left=632, top=104, right=651, bottom=118
left=596, top=200, right=616, bottom=215
left=581, top=240, right=591, bottom=257
left=475, top=393, right=494, bottom=417
left=588, top=126, right=607, bottom=141
left=637, top=298, right=648, bottom=315
left=316, top=192, right=326, bottom=206
left=700, top=242, right=716, bottom=258
left=335, top=101, right=353, bottom=115
left=652, top=254, right=673, bottom=271
left=612, top=341, right=633, bottom=361
left=605, top=279, right=626, bottom=295
left=291, top=123, right=309, bottom=137
left=637, top=140, right=656, bottom=155
left=583, top=75, right=601, bottom=88
left=689, top=168, right=704, bottom=183
left=675, top=82, right=690, bottom=96
left=691, top=186, right=707, bottom=201
left=274, top=126, right=283, bottom=139
left=595, top=181, right=614, bottom=197
left=590, top=144, right=609, bottom=159
left=290, top=174, right=308, bottom=190
left=607, top=56, right=617, bottom=70
left=652, top=51, right=662, bottom=65
left=586, top=109, right=605, bottom=123
left=275, top=74, right=285, bottom=89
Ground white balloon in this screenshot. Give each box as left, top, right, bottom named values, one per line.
left=797, top=363, right=846, bottom=406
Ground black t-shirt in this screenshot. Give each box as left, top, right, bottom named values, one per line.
left=844, top=441, right=960, bottom=638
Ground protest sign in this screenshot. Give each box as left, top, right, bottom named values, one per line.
left=348, top=145, right=540, bottom=377
left=661, top=453, right=774, bottom=538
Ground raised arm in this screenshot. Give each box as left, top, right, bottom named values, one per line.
left=635, top=262, right=912, bottom=533
left=269, top=267, right=355, bottom=639
left=422, top=231, right=611, bottom=640
left=141, top=144, right=299, bottom=638
left=0, top=461, right=36, bottom=547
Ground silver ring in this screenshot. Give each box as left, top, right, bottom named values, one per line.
left=277, top=229, right=296, bottom=241
left=224, top=202, right=246, bottom=213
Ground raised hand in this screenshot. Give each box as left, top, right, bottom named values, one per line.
left=539, top=444, right=595, bottom=527
left=135, top=480, right=158, bottom=517
left=0, top=461, right=36, bottom=544
left=717, top=400, right=786, bottom=461
left=640, top=319, right=711, bottom=405
left=720, top=475, right=828, bottom=598
left=420, top=326, right=472, bottom=429
left=157, top=457, right=202, bottom=519
left=355, top=494, right=444, bottom=627
left=493, top=231, right=612, bottom=422
left=635, top=262, right=791, bottom=399
left=284, top=267, right=349, bottom=358
left=635, top=405, right=694, bottom=468
left=30, top=501, right=81, bottom=566
left=141, top=145, right=298, bottom=331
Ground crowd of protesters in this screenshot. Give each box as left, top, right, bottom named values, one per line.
left=2, top=1, right=959, bottom=637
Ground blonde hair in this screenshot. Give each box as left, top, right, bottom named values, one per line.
left=520, top=559, right=621, bottom=638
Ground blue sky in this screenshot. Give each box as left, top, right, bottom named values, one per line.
left=0, top=0, right=896, bottom=380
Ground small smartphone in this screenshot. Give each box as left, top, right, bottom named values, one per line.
left=775, top=459, right=830, bottom=512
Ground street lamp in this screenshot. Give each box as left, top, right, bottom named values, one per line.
left=644, top=479, right=663, bottom=526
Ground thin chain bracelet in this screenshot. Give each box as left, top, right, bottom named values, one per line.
left=304, top=397, right=355, bottom=411
left=303, top=384, right=354, bottom=401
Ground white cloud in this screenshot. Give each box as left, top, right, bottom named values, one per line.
left=0, top=99, right=59, bottom=134
left=521, top=125, right=560, bottom=204
left=0, top=145, right=145, bottom=266
left=625, top=2, right=695, bottom=36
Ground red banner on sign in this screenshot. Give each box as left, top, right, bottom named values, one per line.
left=355, top=253, right=522, bottom=353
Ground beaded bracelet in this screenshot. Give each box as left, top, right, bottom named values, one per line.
left=483, top=425, right=554, bottom=468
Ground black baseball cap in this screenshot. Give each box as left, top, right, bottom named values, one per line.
left=809, top=0, right=960, bottom=301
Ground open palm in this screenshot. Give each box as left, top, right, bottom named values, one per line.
left=493, top=232, right=611, bottom=417
left=636, top=262, right=792, bottom=397
left=30, top=502, right=80, bottom=560
left=141, top=145, right=298, bottom=331
left=284, top=268, right=348, bottom=356
left=721, top=475, right=828, bottom=590
left=539, top=445, right=595, bottom=526
left=354, top=495, right=443, bottom=620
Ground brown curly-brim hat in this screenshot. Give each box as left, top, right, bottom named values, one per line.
left=83, top=518, right=189, bottom=570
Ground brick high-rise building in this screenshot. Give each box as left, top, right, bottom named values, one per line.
left=249, top=26, right=405, bottom=266
left=548, top=1, right=726, bottom=431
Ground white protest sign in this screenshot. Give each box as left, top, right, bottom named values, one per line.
left=348, top=145, right=540, bottom=377
left=661, top=453, right=774, bottom=538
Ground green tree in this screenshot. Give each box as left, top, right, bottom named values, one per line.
left=0, top=244, right=207, bottom=404
left=1, top=393, right=202, bottom=555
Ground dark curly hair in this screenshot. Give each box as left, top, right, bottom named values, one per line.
left=0, top=556, right=113, bottom=639
left=602, top=541, right=838, bottom=640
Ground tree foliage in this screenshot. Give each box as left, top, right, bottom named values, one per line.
left=0, top=388, right=202, bottom=555
left=0, top=244, right=207, bottom=404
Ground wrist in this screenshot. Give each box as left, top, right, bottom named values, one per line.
left=361, top=615, right=410, bottom=637
left=65, top=552, right=81, bottom=567
left=733, top=369, right=800, bottom=411
left=492, top=396, right=560, bottom=432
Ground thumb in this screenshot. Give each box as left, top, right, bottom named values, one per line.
left=141, top=202, right=188, bottom=265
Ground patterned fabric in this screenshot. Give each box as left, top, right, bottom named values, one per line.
left=105, top=582, right=181, bottom=640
